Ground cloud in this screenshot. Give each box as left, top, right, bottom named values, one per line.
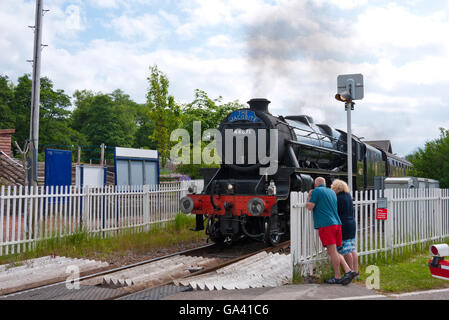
left=206, top=35, right=233, bottom=48
left=108, top=13, right=164, bottom=43
left=89, top=0, right=121, bottom=9
left=312, top=0, right=369, bottom=9
left=355, top=4, right=449, bottom=50
left=63, top=5, right=84, bottom=33
left=2, top=0, right=449, bottom=158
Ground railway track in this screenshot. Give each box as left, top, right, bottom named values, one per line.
left=0, top=240, right=290, bottom=300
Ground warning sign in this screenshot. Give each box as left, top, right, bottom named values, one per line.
left=376, top=208, right=387, bottom=220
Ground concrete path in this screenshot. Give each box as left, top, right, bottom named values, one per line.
left=163, top=283, right=384, bottom=300
left=163, top=283, right=449, bottom=300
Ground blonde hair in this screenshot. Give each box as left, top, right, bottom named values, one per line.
left=331, top=179, right=350, bottom=194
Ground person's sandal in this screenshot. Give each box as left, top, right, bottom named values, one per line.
left=340, top=272, right=353, bottom=286
left=325, top=277, right=342, bottom=284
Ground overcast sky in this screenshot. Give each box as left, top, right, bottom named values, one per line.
left=2, top=0, right=449, bottom=157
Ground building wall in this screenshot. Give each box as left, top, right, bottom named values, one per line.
left=0, top=129, right=15, bottom=156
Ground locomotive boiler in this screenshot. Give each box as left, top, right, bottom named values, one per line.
left=180, top=98, right=411, bottom=245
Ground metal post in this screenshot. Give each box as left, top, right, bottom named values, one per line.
left=337, top=73, right=363, bottom=193
left=77, top=146, right=81, bottom=165
left=29, top=0, right=44, bottom=186
left=100, top=143, right=105, bottom=166
left=346, top=101, right=353, bottom=193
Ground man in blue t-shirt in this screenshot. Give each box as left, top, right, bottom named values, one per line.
left=306, top=177, right=354, bottom=285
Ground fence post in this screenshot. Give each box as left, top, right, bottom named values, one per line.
left=438, top=188, right=443, bottom=241
left=143, top=185, right=150, bottom=229
left=83, top=186, right=90, bottom=231
left=180, top=180, right=188, bottom=197
left=290, top=191, right=298, bottom=276
left=385, top=189, right=394, bottom=258
left=0, top=186, right=4, bottom=256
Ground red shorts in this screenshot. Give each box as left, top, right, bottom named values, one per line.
left=318, top=225, right=342, bottom=247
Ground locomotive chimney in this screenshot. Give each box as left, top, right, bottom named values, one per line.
left=247, top=98, right=271, bottom=113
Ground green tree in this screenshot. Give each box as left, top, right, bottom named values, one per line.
left=71, top=89, right=138, bottom=148
left=407, top=128, right=449, bottom=188
left=145, top=65, right=180, bottom=167
left=10, top=74, right=33, bottom=147
left=174, top=89, right=244, bottom=178
left=0, top=75, right=15, bottom=129
left=7, top=74, right=82, bottom=155
left=133, top=102, right=157, bottom=150
left=39, top=77, right=84, bottom=148
left=181, top=89, right=244, bottom=140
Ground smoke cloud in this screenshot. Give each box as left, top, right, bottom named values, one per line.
left=244, top=1, right=352, bottom=124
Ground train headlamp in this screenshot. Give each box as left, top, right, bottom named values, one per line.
left=247, top=198, right=265, bottom=216
left=188, top=184, right=197, bottom=194
left=180, top=196, right=194, bottom=214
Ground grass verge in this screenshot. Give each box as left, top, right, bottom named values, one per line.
left=356, top=251, right=449, bottom=293
left=0, top=213, right=207, bottom=266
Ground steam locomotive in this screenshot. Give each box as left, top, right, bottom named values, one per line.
left=180, top=98, right=411, bottom=245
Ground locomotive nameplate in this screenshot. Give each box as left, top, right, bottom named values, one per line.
left=228, top=110, right=259, bottom=122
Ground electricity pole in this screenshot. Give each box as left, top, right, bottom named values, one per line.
left=29, top=0, right=44, bottom=186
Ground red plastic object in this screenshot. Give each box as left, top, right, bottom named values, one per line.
left=429, top=259, right=449, bottom=281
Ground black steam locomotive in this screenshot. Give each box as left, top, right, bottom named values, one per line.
left=180, top=98, right=411, bottom=245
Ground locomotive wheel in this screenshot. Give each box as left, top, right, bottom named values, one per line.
left=264, top=217, right=281, bottom=246
left=206, top=217, right=225, bottom=245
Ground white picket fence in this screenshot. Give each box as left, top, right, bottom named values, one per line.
left=291, top=188, right=449, bottom=276
left=0, top=180, right=203, bottom=256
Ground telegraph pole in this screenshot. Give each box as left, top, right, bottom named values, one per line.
left=29, top=0, right=44, bottom=186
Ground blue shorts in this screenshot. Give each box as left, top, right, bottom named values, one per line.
left=337, top=238, right=356, bottom=255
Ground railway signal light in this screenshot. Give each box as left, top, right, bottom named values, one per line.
left=336, top=73, right=364, bottom=193
left=335, top=91, right=352, bottom=102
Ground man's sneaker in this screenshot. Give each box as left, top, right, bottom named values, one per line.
left=350, top=271, right=359, bottom=279
left=340, top=272, right=353, bottom=286
left=325, top=277, right=343, bottom=284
